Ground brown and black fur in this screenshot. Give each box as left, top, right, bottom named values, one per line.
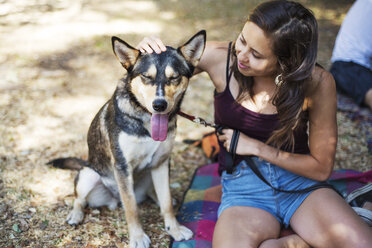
left=48, top=30, right=206, bottom=248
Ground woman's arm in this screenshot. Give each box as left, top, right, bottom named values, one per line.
left=194, top=42, right=227, bottom=72
left=218, top=68, right=338, bottom=181
left=136, top=37, right=229, bottom=90
left=194, top=41, right=230, bottom=91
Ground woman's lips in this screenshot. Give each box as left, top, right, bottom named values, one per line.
left=238, top=61, right=249, bottom=69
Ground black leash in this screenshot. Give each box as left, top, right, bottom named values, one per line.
left=177, top=111, right=338, bottom=195
left=243, top=155, right=335, bottom=194
left=225, top=128, right=339, bottom=195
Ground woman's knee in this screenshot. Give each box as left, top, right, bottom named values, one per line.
left=259, top=235, right=311, bottom=248
left=324, top=223, right=372, bottom=248
left=258, top=239, right=281, bottom=248
left=291, top=188, right=372, bottom=248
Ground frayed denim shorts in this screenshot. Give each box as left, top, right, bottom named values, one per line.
left=218, top=157, right=319, bottom=228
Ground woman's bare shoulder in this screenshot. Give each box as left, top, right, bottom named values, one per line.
left=307, top=65, right=337, bottom=109
left=311, top=66, right=336, bottom=93
left=197, top=41, right=230, bottom=72
left=205, top=41, right=230, bottom=51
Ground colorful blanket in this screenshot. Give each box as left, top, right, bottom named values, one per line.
left=171, top=163, right=372, bottom=248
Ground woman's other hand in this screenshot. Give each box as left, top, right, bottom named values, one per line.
left=217, top=129, right=259, bottom=156
left=136, top=36, right=167, bottom=54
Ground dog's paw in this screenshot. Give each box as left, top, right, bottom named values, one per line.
left=129, top=232, right=151, bottom=248
left=168, top=224, right=193, bottom=241
left=66, top=210, right=84, bottom=225
left=107, top=199, right=119, bottom=210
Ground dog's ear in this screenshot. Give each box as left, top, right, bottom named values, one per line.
left=112, top=36, right=140, bottom=71
left=178, top=30, right=206, bottom=67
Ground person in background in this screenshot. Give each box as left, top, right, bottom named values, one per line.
left=330, top=0, right=372, bottom=110
left=138, top=0, right=372, bottom=247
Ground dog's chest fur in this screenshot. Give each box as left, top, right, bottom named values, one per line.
left=117, top=131, right=174, bottom=171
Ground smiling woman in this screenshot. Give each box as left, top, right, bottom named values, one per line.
left=235, top=22, right=278, bottom=76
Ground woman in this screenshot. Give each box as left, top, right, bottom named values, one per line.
left=138, top=1, right=372, bottom=247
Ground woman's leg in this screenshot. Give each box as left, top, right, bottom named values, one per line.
left=213, top=206, right=281, bottom=248
left=290, top=188, right=372, bottom=248
left=259, top=234, right=310, bottom=248
left=364, top=88, right=372, bottom=109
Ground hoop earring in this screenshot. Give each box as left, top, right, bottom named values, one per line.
left=275, top=74, right=283, bottom=87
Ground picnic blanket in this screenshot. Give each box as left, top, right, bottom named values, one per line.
left=337, top=93, right=372, bottom=151
left=170, top=163, right=372, bottom=248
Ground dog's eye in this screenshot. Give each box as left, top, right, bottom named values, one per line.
left=140, top=74, right=152, bottom=80
left=169, top=75, right=180, bottom=81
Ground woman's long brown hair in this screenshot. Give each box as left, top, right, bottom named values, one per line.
left=231, top=0, right=318, bottom=151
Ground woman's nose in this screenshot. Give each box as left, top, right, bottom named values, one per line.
left=237, top=50, right=249, bottom=63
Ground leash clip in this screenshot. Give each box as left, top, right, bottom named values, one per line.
left=177, top=111, right=217, bottom=128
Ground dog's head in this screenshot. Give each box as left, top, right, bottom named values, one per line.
left=111, top=31, right=206, bottom=141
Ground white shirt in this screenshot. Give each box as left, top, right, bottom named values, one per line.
left=331, top=0, right=372, bottom=71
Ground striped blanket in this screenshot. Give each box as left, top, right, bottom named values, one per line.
left=171, top=163, right=372, bottom=248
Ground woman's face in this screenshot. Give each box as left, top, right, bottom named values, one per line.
left=235, top=21, right=278, bottom=77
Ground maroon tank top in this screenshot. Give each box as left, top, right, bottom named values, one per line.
left=214, top=43, right=310, bottom=170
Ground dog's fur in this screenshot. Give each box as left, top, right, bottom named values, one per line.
left=48, top=31, right=206, bottom=248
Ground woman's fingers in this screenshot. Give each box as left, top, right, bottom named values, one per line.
left=217, top=129, right=233, bottom=151
left=224, top=140, right=230, bottom=152
left=138, top=42, right=153, bottom=54
left=152, top=37, right=167, bottom=52
left=136, top=36, right=166, bottom=54
left=218, top=129, right=252, bottom=155
left=218, top=135, right=228, bottom=150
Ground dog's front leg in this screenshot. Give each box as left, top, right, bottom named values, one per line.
left=113, top=168, right=150, bottom=248
left=151, top=160, right=193, bottom=241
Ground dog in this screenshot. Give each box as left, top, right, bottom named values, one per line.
left=48, top=30, right=206, bottom=248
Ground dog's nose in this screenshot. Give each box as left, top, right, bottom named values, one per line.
left=152, top=99, right=168, bottom=112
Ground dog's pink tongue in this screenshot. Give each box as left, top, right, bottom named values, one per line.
left=151, top=114, right=168, bottom=141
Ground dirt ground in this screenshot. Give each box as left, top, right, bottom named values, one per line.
left=0, top=0, right=370, bottom=247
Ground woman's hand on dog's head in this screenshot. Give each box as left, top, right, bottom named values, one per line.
left=136, top=36, right=167, bottom=54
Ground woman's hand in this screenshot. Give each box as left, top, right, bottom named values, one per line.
left=217, top=129, right=259, bottom=156
left=136, top=36, right=167, bottom=54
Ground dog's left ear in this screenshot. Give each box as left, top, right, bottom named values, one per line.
left=112, top=36, right=140, bottom=71
left=178, top=30, right=206, bottom=67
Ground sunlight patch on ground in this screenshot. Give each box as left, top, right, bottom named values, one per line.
left=14, top=94, right=109, bottom=152
left=1, top=20, right=162, bottom=55
left=24, top=167, right=75, bottom=205
left=15, top=115, right=81, bottom=151
left=311, top=6, right=347, bottom=25
left=3, top=154, right=75, bottom=207
left=0, top=0, right=173, bottom=55
left=46, top=95, right=107, bottom=119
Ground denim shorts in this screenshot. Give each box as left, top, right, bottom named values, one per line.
left=218, top=157, right=319, bottom=228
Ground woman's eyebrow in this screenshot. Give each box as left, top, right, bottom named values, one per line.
left=240, top=33, right=264, bottom=56
left=240, top=33, right=246, bottom=42
left=251, top=48, right=263, bottom=56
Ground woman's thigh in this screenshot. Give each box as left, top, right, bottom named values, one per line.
left=213, top=206, right=281, bottom=248
left=290, top=188, right=372, bottom=248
